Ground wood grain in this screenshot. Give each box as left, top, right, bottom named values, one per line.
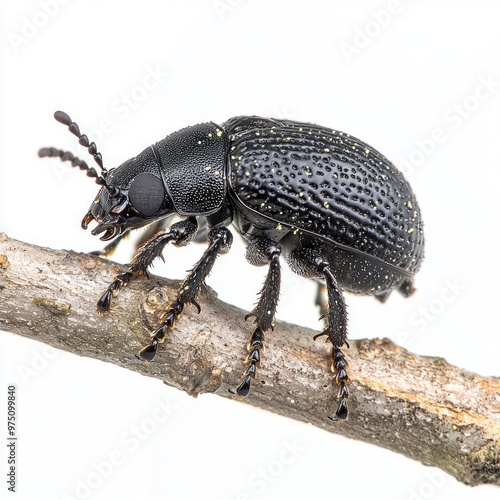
left=0, top=233, right=498, bottom=486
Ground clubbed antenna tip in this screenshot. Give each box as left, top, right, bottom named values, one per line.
left=53, top=110, right=105, bottom=172
left=39, top=110, right=116, bottom=194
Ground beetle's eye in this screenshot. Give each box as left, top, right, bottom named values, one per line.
left=128, top=173, right=165, bottom=216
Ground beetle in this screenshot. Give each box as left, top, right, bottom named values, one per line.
left=39, top=110, right=424, bottom=421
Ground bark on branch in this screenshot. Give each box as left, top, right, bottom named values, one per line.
left=0, top=233, right=498, bottom=486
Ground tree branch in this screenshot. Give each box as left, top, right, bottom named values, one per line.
left=0, top=233, right=498, bottom=486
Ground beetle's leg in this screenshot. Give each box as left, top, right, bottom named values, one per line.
left=374, top=290, right=391, bottom=303
left=95, top=220, right=174, bottom=258
left=398, top=278, right=416, bottom=298
left=236, top=237, right=281, bottom=397
left=132, top=220, right=169, bottom=253
left=314, top=281, right=328, bottom=319
left=137, top=226, right=233, bottom=361
left=97, top=218, right=198, bottom=313
left=286, top=247, right=349, bottom=421
left=193, top=217, right=210, bottom=244
left=376, top=278, right=415, bottom=303
left=91, top=229, right=131, bottom=258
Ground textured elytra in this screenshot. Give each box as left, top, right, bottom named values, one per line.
left=226, top=118, right=424, bottom=274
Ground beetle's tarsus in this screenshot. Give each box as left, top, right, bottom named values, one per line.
left=97, top=219, right=198, bottom=311
left=236, top=375, right=252, bottom=397
left=327, top=399, right=348, bottom=423
left=90, top=230, right=131, bottom=258
left=331, top=346, right=349, bottom=420
left=320, top=267, right=349, bottom=420
left=398, top=278, right=416, bottom=298
left=137, top=226, right=233, bottom=361
left=374, top=290, right=391, bottom=303
left=236, top=238, right=281, bottom=397
left=190, top=298, right=201, bottom=314
left=236, top=327, right=265, bottom=397
left=285, top=247, right=350, bottom=419
left=137, top=339, right=158, bottom=362
left=97, top=272, right=133, bottom=313
left=96, top=289, right=114, bottom=313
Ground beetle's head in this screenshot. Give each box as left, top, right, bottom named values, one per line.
left=39, top=111, right=174, bottom=241
left=82, top=152, right=174, bottom=240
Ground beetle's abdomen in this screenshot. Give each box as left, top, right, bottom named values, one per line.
left=228, top=119, right=424, bottom=274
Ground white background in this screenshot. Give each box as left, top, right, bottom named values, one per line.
left=1, top=1, right=499, bottom=499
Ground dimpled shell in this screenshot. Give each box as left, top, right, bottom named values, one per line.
left=226, top=117, right=424, bottom=274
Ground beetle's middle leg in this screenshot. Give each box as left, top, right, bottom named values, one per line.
left=91, top=220, right=169, bottom=259
left=286, top=247, right=349, bottom=421
left=136, top=226, right=233, bottom=361
left=235, top=237, right=281, bottom=397
left=97, top=218, right=198, bottom=312
left=314, top=281, right=328, bottom=318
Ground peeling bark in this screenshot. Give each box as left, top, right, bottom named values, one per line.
left=0, top=233, right=499, bottom=486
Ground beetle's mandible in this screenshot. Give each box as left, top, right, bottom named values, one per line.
left=39, top=111, right=424, bottom=421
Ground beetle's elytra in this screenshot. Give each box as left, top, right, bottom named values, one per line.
left=39, top=111, right=424, bottom=421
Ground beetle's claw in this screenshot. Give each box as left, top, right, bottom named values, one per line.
left=330, top=346, right=349, bottom=421
left=97, top=290, right=112, bottom=313
left=236, top=375, right=252, bottom=397
left=244, top=312, right=256, bottom=322
left=190, top=298, right=201, bottom=314
left=235, top=327, right=265, bottom=399
left=136, top=340, right=158, bottom=362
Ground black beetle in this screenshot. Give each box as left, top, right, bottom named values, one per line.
left=39, top=111, right=424, bottom=420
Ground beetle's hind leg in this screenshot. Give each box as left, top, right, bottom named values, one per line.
left=314, top=281, right=328, bottom=318
left=97, top=218, right=198, bottom=313
left=137, top=226, right=233, bottom=361
left=398, top=278, right=416, bottom=298
left=374, top=289, right=391, bottom=303
left=375, top=277, right=416, bottom=303
left=235, top=237, right=282, bottom=397
left=286, top=247, right=349, bottom=421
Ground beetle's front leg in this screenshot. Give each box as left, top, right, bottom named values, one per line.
left=97, top=218, right=198, bottom=312
left=91, top=229, right=131, bottom=258
left=137, top=226, right=233, bottom=361
left=236, top=237, right=281, bottom=397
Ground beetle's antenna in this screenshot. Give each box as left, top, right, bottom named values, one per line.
left=38, top=111, right=118, bottom=196
left=53, top=111, right=106, bottom=175
left=38, top=147, right=101, bottom=181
